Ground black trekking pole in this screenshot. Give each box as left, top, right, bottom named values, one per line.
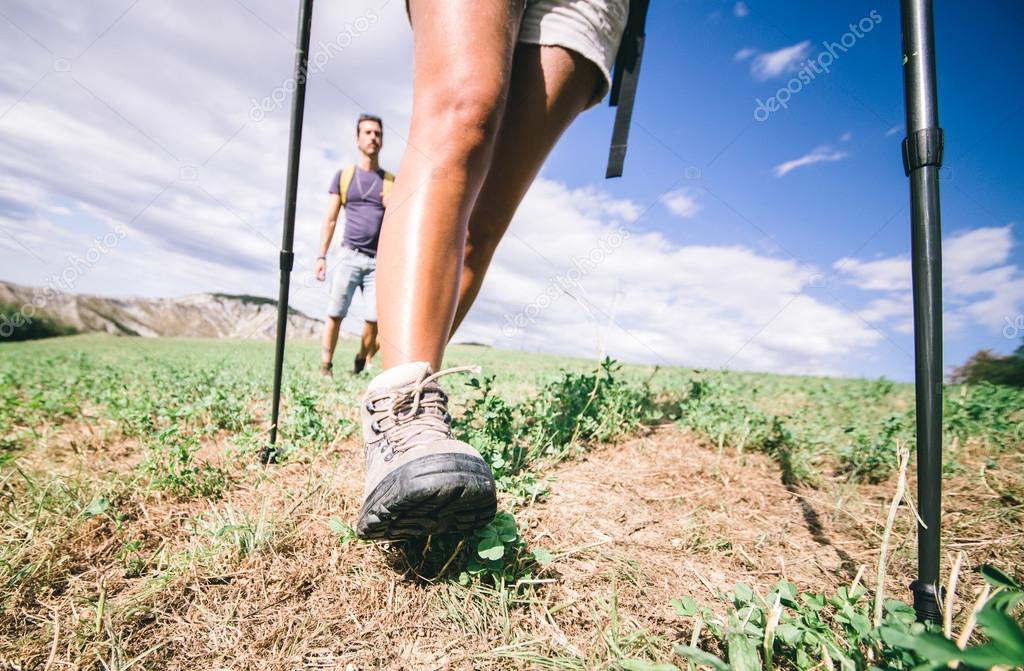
left=261, top=0, right=316, bottom=465
left=899, top=0, right=944, bottom=623
left=605, top=0, right=650, bottom=178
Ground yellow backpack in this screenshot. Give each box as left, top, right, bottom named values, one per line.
left=338, top=165, right=394, bottom=205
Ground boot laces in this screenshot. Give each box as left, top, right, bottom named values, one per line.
left=366, top=365, right=480, bottom=455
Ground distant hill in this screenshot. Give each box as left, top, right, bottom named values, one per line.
left=0, top=281, right=322, bottom=341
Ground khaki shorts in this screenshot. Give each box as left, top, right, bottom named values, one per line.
left=518, top=0, right=630, bottom=108
left=406, top=0, right=630, bottom=109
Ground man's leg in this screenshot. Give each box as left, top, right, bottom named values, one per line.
left=354, top=259, right=378, bottom=373
left=360, top=321, right=379, bottom=359
left=366, top=324, right=379, bottom=360
left=323, top=252, right=360, bottom=374
left=450, top=44, right=601, bottom=335
left=375, top=0, right=522, bottom=371
left=322, top=316, right=342, bottom=369
left=354, top=321, right=377, bottom=374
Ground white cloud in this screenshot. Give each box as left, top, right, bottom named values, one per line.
left=568, top=186, right=643, bottom=222
left=833, top=256, right=909, bottom=292
left=840, top=131, right=853, bottom=142
left=859, top=295, right=912, bottom=323
left=893, top=320, right=915, bottom=335
left=834, top=226, right=1024, bottom=336
left=660, top=187, right=701, bottom=219
left=751, top=40, right=811, bottom=80
left=945, top=226, right=1012, bottom=280
left=453, top=177, right=883, bottom=375
left=885, top=125, right=902, bottom=137
left=773, top=145, right=848, bottom=177
left=734, top=47, right=757, bottom=62
left=948, top=227, right=1024, bottom=328
left=734, top=2, right=750, bottom=18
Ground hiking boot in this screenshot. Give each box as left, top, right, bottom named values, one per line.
left=356, top=362, right=497, bottom=540
left=320, top=362, right=333, bottom=378
left=353, top=355, right=366, bottom=375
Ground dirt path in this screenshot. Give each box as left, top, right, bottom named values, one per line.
left=233, top=426, right=884, bottom=669
left=524, top=423, right=858, bottom=593
left=497, top=425, right=877, bottom=666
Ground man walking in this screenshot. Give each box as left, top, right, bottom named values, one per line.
left=314, top=113, right=394, bottom=376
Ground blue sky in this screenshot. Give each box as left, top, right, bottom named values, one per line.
left=0, top=0, right=1021, bottom=380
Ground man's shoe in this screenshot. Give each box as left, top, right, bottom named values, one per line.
left=353, top=356, right=366, bottom=375
left=320, top=362, right=333, bottom=378
left=356, top=362, right=497, bottom=540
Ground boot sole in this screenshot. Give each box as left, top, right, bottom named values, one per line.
left=356, top=453, right=497, bottom=541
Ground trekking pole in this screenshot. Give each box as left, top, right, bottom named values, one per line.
left=605, top=0, right=650, bottom=178
left=899, top=0, right=944, bottom=623
left=262, top=0, right=316, bottom=465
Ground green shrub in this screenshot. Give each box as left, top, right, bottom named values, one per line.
left=527, top=357, right=660, bottom=451
left=0, top=303, right=76, bottom=341
left=838, top=413, right=912, bottom=484
left=952, top=344, right=1024, bottom=388
left=664, top=565, right=1024, bottom=671
left=140, top=426, right=227, bottom=498
left=454, top=358, right=658, bottom=502
left=946, top=382, right=1024, bottom=451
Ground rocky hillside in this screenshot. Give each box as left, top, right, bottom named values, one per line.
left=0, top=281, right=322, bottom=340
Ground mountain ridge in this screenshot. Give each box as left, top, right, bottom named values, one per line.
left=0, top=281, right=322, bottom=340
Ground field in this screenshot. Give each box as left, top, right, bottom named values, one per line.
left=1, top=335, right=1022, bottom=670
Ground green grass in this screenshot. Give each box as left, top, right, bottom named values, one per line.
left=1, top=334, right=1022, bottom=669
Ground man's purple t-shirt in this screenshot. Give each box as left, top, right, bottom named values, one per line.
left=329, top=166, right=385, bottom=257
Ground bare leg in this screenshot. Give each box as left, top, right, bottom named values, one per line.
left=367, top=323, right=379, bottom=360
left=376, top=0, right=523, bottom=370
left=321, top=316, right=341, bottom=366
left=451, top=44, right=600, bottom=335
left=357, top=321, right=378, bottom=361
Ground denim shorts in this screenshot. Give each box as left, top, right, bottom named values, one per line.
left=326, top=247, right=377, bottom=321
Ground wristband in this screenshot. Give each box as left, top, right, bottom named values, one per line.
left=316, top=255, right=326, bottom=261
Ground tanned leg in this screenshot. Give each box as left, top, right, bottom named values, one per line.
left=357, top=321, right=378, bottom=361
left=451, top=44, right=600, bottom=335
left=322, top=316, right=342, bottom=366
left=365, top=322, right=379, bottom=360
left=375, top=0, right=523, bottom=371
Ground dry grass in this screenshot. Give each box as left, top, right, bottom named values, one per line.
left=3, top=419, right=1020, bottom=670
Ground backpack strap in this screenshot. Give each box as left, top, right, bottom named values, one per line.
left=340, top=166, right=394, bottom=204
left=338, top=165, right=356, bottom=205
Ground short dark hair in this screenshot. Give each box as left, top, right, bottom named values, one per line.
left=356, top=113, right=383, bottom=135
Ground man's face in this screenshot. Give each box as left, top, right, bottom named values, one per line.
left=357, top=120, right=382, bottom=157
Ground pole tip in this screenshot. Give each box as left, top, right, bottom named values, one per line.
left=909, top=580, right=944, bottom=623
